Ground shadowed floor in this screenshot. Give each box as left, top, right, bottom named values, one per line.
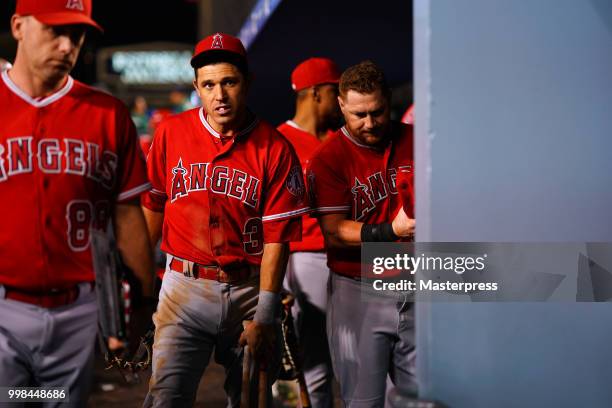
left=88, top=355, right=327, bottom=407
left=88, top=356, right=228, bottom=407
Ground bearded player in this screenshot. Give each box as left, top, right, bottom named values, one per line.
left=307, top=61, right=416, bottom=406
left=142, top=33, right=308, bottom=407
left=277, top=57, right=342, bottom=407
left=0, top=0, right=154, bottom=405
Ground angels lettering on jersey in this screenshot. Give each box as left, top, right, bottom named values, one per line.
left=0, top=136, right=118, bottom=188
left=319, top=164, right=412, bottom=221
left=170, top=158, right=261, bottom=208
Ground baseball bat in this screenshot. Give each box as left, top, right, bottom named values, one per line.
left=258, top=367, right=267, bottom=408
left=296, top=372, right=312, bottom=407
left=241, top=345, right=251, bottom=408
left=280, top=294, right=312, bottom=407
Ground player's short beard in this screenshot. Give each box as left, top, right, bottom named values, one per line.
left=357, top=123, right=389, bottom=147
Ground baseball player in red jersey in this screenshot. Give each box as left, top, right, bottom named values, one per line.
left=277, top=57, right=341, bottom=407
left=0, top=0, right=154, bottom=405
left=307, top=61, right=416, bottom=406
left=141, top=33, right=308, bottom=407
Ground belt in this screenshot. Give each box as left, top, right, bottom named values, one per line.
left=169, top=258, right=257, bottom=283
left=3, top=283, right=94, bottom=308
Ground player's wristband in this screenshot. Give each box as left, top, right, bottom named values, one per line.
left=254, top=290, right=280, bottom=325
left=361, top=223, right=399, bottom=242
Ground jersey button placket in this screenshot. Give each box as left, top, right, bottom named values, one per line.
left=208, top=141, right=236, bottom=259
left=209, top=209, right=224, bottom=257
left=383, top=140, right=393, bottom=218
left=208, top=156, right=223, bottom=260
left=35, top=109, right=50, bottom=288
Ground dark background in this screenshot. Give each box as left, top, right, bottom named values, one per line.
left=1, top=0, right=412, bottom=126
left=0, top=0, right=198, bottom=84
left=247, top=0, right=413, bottom=124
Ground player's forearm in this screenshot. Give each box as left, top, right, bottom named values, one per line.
left=319, top=214, right=363, bottom=249
left=320, top=213, right=409, bottom=248
left=142, top=206, right=164, bottom=251
left=253, top=242, right=289, bottom=325
left=335, top=219, right=365, bottom=247
left=114, top=201, right=155, bottom=297
left=259, top=242, right=290, bottom=293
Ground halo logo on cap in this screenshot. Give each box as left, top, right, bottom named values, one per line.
left=190, top=32, right=247, bottom=68
left=65, top=0, right=84, bottom=11
left=212, top=33, right=223, bottom=49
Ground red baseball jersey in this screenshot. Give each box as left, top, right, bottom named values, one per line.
left=277, top=121, right=325, bottom=252
left=142, top=108, right=308, bottom=268
left=307, top=122, right=414, bottom=278
left=0, top=71, right=150, bottom=291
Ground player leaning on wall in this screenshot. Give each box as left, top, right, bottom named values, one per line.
left=308, top=60, right=416, bottom=407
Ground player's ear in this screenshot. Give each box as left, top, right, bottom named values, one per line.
left=11, top=14, right=26, bottom=41
left=192, top=66, right=202, bottom=93
left=338, top=95, right=346, bottom=112
left=192, top=77, right=201, bottom=96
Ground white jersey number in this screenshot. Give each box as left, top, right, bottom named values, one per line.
left=242, top=217, right=264, bottom=255
left=66, top=200, right=110, bottom=251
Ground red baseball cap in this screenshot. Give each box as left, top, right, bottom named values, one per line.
left=191, top=33, right=247, bottom=69
left=16, top=0, right=103, bottom=32
left=291, top=58, right=340, bottom=92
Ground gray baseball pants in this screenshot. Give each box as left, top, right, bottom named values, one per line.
left=0, top=284, right=98, bottom=408
left=284, top=251, right=334, bottom=408
left=327, top=274, right=416, bottom=407
left=143, top=263, right=280, bottom=408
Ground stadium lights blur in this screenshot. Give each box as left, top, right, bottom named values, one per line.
left=111, top=51, right=193, bottom=85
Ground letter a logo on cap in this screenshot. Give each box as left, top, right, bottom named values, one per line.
left=211, top=33, right=223, bottom=49
left=65, top=0, right=84, bottom=10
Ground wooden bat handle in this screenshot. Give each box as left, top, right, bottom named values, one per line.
left=241, top=345, right=251, bottom=408
left=258, top=368, right=267, bottom=408
left=297, top=372, right=312, bottom=407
